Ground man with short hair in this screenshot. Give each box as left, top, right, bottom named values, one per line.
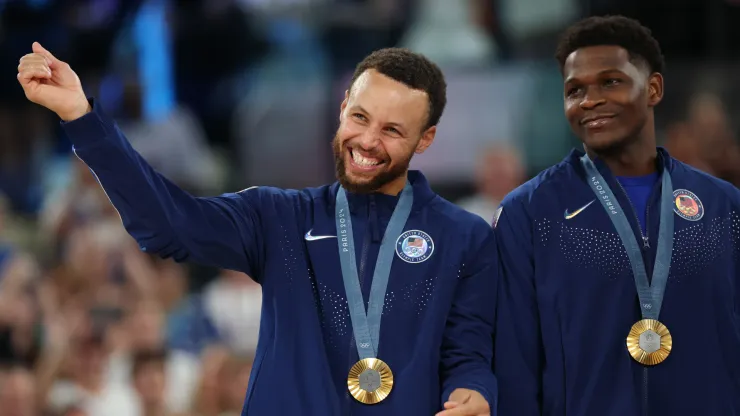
left=494, top=15, right=740, bottom=415
left=18, top=44, right=497, bottom=415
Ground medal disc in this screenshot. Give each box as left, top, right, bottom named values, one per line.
left=347, top=358, right=394, bottom=404
left=626, top=319, right=672, bottom=365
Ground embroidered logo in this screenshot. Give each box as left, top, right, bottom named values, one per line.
left=673, top=189, right=703, bottom=221
left=396, top=230, right=434, bottom=263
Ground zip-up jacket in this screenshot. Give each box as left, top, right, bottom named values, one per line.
left=494, top=147, right=740, bottom=416
left=62, top=99, right=499, bottom=415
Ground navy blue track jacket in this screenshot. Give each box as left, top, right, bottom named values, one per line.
left=493, top=147, right=740, bottom=416
left=63, top=100, right=499, bottom=415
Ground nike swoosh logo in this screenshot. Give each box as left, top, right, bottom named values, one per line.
left=305, top=229, right=337, bottom=241
left=564, top=200, right=596, bottom=220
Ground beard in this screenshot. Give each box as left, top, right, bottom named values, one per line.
left=332, top=132, right=412, bottom=194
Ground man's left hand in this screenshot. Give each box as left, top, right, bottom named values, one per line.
left=435, top=388, right=490, bottom=416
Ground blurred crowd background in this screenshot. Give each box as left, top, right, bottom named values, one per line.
left=1, top=0, right=740, bottom=415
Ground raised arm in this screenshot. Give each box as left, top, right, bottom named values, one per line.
left=18, top=42, right=265, bottom=278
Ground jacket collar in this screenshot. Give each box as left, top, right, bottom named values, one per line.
left=566, top=146, right=675, bottom=180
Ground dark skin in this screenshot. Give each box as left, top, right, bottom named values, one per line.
left=563, top=45, right=664, bottom=176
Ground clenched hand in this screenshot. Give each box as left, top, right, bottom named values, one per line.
left=17, top=42, right=90, bottom=121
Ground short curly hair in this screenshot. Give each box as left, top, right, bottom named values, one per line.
left=349, top=48, right=447, bottom=131
left=555, top=15, right=665, bottom=74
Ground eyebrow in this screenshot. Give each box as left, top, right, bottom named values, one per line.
left=564, top=68, right=624, bottom=84
left=349, top=105, right=406, bottom=130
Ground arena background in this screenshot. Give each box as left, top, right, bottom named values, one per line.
left=1, top=1, right=739, bottom=415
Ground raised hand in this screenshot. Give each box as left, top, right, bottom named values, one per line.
left=17, top=42, right=90, bottom=121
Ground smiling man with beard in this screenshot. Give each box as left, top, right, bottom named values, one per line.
left=17, top=44, right=498, bottom=416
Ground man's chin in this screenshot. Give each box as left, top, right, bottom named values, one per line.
left=338, top=174, right=378, bottom=194
left=583, top=134, right=627, bottom=155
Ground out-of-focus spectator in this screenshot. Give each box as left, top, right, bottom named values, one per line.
left=194, top=347, right=253, bottom=416
left=130, top=348, right=169, bottom=416
left=686, top=92, right=740, bottom=186
left=39, top=157, right=118, bottom=252
left=664, top=121, right=715, bottom=175
left=665, top=92, right=740, bottom=187
left=456, top=143, right=525, bottom=222
left=0, top=365, right=37, bottom=416
left=400, top=0, right=497, bottom=67
left=46, top=330, right=138, bottom=416
left=108, top=297, right=202, bottom=414
left=115, top=78, right=224, bottom=196
left=202, top=270, right=261, bottom=356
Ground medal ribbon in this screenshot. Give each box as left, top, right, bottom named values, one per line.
left=580, top=154, right=674, bottom=320
left=336, top=181, right=413, bottom=359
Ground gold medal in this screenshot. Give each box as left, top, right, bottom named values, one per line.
left=347, top=358, right=394, bottom=404
left=626, top=319, right=672, bottom=365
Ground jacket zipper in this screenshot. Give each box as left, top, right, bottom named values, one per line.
left=614, top=179, right=652, bottom=416
left=615, top=180, right=650, bottom=249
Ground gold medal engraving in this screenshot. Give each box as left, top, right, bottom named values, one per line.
left=626, top=319, right=672, bottom=365
left=347, top=358, right=394, bottom=404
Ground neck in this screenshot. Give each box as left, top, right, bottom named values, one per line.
left=376, top=171, right=408, bottom=195
left=586, top=138, right=658, bottom=177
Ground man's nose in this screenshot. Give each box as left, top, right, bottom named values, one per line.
left=580, top=87, right=607, bottom=110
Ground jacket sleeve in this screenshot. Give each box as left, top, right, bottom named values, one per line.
left=440, top=219, right=498, bottom=411
left=62, top=99, right=266, bottom=280
left=492, top=195, right=541, bottom=415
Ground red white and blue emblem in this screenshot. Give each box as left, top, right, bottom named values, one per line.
left=396, top=230, right=434, bottom=263
left=673, top=189, right=704, bottom=221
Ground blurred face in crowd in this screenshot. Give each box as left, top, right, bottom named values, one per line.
left=133, top=360, right=166, bottom=407
left=562, top=45, right=663, bottom=155
left=127, top=301, right=164, bottom=349
left=333, top=70, right=436, bottom=194
left=220, top=358, right=253, bottom=411
left=153, top=258, right=187, bottom=311
left=69, top=336, right=109, bottom=386
left=476, top=146, right=524, bottom=201
left=0, top=367, right=36, bottom=416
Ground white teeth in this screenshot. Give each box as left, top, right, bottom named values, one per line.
left=352, top=150, right=381, bottom=167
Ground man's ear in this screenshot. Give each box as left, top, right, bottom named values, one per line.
left=415, top=126, right=436, bottom=154
left=340, top=90, right=349, bottom=120
left=647, top=73, right=664, bottom=107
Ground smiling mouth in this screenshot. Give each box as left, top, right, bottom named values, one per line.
left=348, top=148, right=385, bottom=170
left=581, top=114, right=616, bottom=128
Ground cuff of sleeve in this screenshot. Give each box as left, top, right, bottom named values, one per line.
left=60, top=98, right=114, bottom=149
left=442, top=378, right=498, bottom=413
